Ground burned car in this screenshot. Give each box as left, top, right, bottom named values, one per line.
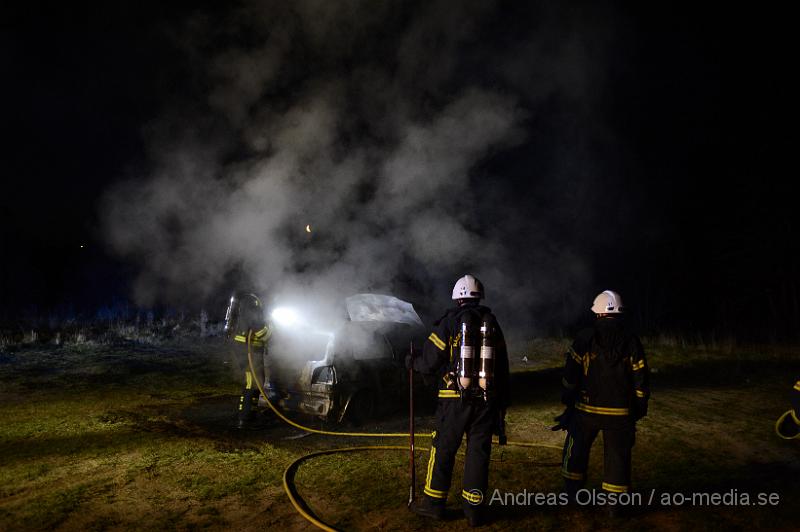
left=262, top=294, right=428, bottom=424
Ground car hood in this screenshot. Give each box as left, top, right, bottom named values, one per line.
left=344, top=294, right=423, bottom=326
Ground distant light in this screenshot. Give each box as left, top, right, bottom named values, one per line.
left=271, top=307, right=300, bottom=327
left=80, top=244, right=85, bottom=248
left=305, top=224, right=312, bottom=233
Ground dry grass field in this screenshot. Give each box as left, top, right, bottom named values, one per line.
left=1, top=338, right=799, bottom=530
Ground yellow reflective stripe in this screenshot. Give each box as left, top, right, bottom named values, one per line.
left=429, top=333, right=446, bottom=351
left=635, top=390, right=646, bottom=398
left=562, top=378, right=576, bottom=390
left=794, top=381, right=800, bottom=392
left=253, top=325, right=271, bottom=339
left=424, top=487, right=447, bottom=499
left=425, top=431, right=438, bottom=495
left=569, top=347, right=582, bottom=364
left=562, top=436, right=573, bottom=472
left=462, top=489, right=481, bottom=503
left=602, top=482, right=629, bottom=493
left=792, top=410, right=800, bottom=425
left=632, top=359, right=645, bottom=371
left=561, top=470, right=584, bottom=480
left=575, top=402, right=629, bottom=416
left=234, top=335, right=264, bottom=346
left=438, top=390, right=460, bottom=398
left=245, top=371, right=252, bottom=390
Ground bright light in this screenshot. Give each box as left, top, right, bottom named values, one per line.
left=305, top=224, right=312, bottom=233
left=271, top=307, right=300, bottom=327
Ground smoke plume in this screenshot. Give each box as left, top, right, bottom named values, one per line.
left=102, top=1, right=627, bottom=334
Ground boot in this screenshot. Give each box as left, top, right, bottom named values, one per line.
left=607, top=501, right=625, bottom=518
left=563, top=479, right=584, bottom=506
left=237, top=409, right=257, bottom=429
left=464, top=510, right=485, bottom=527
left=409, top=496, right=445, bottom=520
left=237, top=390, right=260, bottom=429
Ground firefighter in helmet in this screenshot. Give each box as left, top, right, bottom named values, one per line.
left=554, top=290, right=650, bottom=513
left=775, top=379, right=800, bottom=439
left=407, top=275, right=510, bottom=527
left=224, top=292, right=273, bottom=429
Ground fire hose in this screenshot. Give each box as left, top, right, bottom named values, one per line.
left=246, top=334, right=562, bottom=531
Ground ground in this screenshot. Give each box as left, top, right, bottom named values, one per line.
left=1, top=337, right=799, bottom=531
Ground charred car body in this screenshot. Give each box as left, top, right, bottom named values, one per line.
left=261, top=294, right=427, bottom=423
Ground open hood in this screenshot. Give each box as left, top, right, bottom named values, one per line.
left=344, top=294, right=423, bottom=326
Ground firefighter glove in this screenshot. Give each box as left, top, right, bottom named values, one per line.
left=551, top=406, right=574, bottom=431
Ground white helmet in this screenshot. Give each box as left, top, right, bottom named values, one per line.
left=452, top=275, right=484, bottom=300
left=591, top=290, right=623, bottom=314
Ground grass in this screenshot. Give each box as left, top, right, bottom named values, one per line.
left=1, top=338, right=799, bottom=530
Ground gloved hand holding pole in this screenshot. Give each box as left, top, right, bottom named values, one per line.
left=550, top=406, right=574, bottom=431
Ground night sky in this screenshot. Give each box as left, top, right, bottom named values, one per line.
left=2, top=2, right=797, bottom=340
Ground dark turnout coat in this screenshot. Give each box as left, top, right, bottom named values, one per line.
left=561, top=316, right=649, bottom=419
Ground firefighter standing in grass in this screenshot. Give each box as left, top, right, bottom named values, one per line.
left=775, top=378, right=800, bottom=439
left=224, top=292, right=273, bottom=429
left=407, top=275, right=510, bottom=527
left=554, top=290, right=649, bottom=513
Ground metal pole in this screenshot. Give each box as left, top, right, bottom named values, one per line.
left=408, top=340, right=416, bottom=506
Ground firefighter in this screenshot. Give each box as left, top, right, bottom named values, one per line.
left=775, top=378, right=800, bottom=439
left=554, top=290, right=649, bottom=514
left=224, top=292, right=273, bottom=429
left=407, top=275, right=510, bottom=527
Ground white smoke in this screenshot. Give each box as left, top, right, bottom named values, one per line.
left=101, top=1, right=622, bottom=333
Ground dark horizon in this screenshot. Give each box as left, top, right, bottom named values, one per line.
left=2, top=2, right=797, bottom=341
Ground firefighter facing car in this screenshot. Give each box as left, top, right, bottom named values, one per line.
left=775, top=378, right=800, bottom=439
left=224, top=292, right=273, bottom=429
left=554, top=290, right=649, bottom=510
left=408, top=275, right=510, bottom=527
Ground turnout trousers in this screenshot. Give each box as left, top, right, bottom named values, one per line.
left=235, top=342, right=265, bottom=423
left=561, top=411, right=635, bottom=495
left=422, top=396, right=495, bottom=519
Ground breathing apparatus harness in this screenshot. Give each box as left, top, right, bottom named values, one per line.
left=453, top=307, right=499, bottom=404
